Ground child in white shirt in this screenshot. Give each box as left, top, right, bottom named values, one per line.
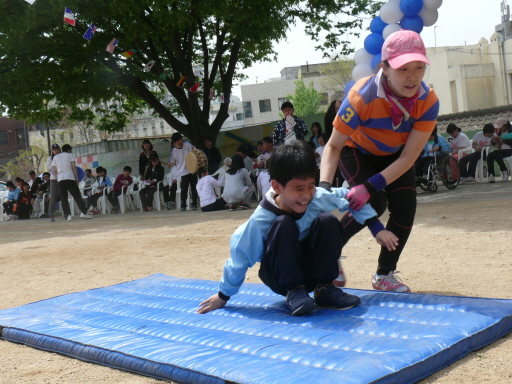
left=196, top=167, right=227, bottom=212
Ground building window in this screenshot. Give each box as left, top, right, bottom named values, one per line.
left=160, top=121, right=164, bottom=129
left=16, top=128, right=27, bottom=144
left=259, top=99, right=271, bottom=113
left=0, top=131, right=9, bottom=146
left=236, top=113, right=243, bottom=121
left=243, top=102, right=253, bottom=118
left=278, top=98, right=289, bottom=109
left=320, top=93, right=329, bottom=105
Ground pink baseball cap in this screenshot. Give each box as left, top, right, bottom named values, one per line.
left=381, top=30, right=430, bottom=69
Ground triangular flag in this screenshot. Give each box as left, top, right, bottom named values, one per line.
left=144, top=60, right=156, bottom=72
left=122, top=49, right=138, bottom=59
left=189, top=82, right=200, bottom=93
left=63, top=7, right=75, bottom=26
left=176, top=76, right=186, bottom=88
left=83, top=24, right=96, bottom=41
left=106, top=38, right=119, bottom=53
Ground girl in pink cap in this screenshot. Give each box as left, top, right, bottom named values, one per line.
left=320, top=30, right=439, bottom=293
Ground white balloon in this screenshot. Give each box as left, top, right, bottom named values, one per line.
left=383, top=23, right=402, bottom=40
left=423, top=0, right=443, bottom=11
left=379, top=2, right=404, bottom=24
left=354, top=48, right=374, bottom=65
left=352, top=63, right=374, bottom=81
left=419, top=7, right=438, bottom=27
left=389, top=0, right=400, bottom=2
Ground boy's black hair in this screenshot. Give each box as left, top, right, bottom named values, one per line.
left=262, top=136, right=273, bottom=145
left=281, top=101, right=294, bottom=111
left=29, top=170, right=36, bottom=175
left=268, top=141, right=317, bottom=187
left=171, top=132, right=182, bottom=143
left=197, top=166, right=208, bottom=177
left=483, top=123, right=494, bottom=134
left=85, top=169, right=91, bottom=173
left=317, top=133, right=327, bottom=142
left=62, top=144, right=72, bottom=152
left=236, top=145, right=248, bottom=155
left=123, top=166, right=132, bottom=173
left=141, top=139, right=153, bottom=150
left=6, top=181, right=14, bottom=188
left=96, top=166, right=106, bottom=174
left=446, top=123, right=461, bottom=134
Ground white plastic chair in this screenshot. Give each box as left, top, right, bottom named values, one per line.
left=0, top=197, right=5, bottom=221
left=118, top=183, right=136, bottom=213
left=93, top=185, right=111, bottom=214
left=458, top=140, right=487, bottom=182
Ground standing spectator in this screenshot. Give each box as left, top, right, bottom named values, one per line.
left=140, top=154, right=165, bottom=211
left=52, top=144, right=93, bottom=221
left=458, top=124, right=496, bottom=184
left=314, top=133, right=327, bottom=185
left=324, top=93, right=343, bottom=140
left=139, top=139, right=158, bottom=181
left=203, top=137, right=222, bottom=175
left=107, top=166, right=133, bottom=213
left=273, top=101, right=308, bottom=147
left=196, top=167, right=227, bottom=212
left=46, top=144, right=61, bottom=221
left=309, top=122, right=323, bottom=148
left=167, top=132, right=198, bottom=211
left=2, top=181, right=20, bottom=220
left=446, top=123, right=470, bottom=160
left=222, top=154, right=254, bottom=211
left=487, top=119, right=512, bottom=182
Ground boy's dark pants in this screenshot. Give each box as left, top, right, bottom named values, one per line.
left=259, top=212, right=342, bottom=296
left=58, top=179, right=88, bottom=216
left=107, top=189, right=124, bottom=207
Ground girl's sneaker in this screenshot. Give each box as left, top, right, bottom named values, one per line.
left=239, top=202, right=250, bottom=209
left=488, top=174, right=495, bottom=183
left=372, top=271, right=411, bottom=293
left=229, top=204, right=238, bottom=211
left=501, top=171, right=509, bottom=181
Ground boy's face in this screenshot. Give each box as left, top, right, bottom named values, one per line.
left=262, top=141, right=273, bottom=153
left=85, top=170, right=92, bottom=177
left=318, top=136, right=325, bottom=146
left=123, top=170, right=131, bottom=177
left=98, top=171, right=105, bottom=177
left=272, top=177, right=316, bottom=214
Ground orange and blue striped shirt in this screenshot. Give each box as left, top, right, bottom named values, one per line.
left=333, top=71, right=439, bottom=156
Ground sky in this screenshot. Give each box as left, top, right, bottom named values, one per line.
left=232, top=0, right=506, bottom=98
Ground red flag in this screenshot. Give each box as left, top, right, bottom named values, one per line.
left=189, top=82, right=200, bottom=93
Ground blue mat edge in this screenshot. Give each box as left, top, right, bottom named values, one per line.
left=0, top=327, right=225, bottom=384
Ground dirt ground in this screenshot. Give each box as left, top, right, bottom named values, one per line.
left=1, top=181, right=511, bottom=384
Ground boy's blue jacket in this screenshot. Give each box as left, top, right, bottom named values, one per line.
left=7, top=188, right=20, bottom=201
left=420, top=134, right=450, bottom=158
left=96, top=175, right=113, bottom=188
left=219, top=187, right=378, bottom=298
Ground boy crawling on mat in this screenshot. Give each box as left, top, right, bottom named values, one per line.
left=198, top=141, right=398, bottom=316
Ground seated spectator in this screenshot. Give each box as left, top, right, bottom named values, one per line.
left=314, top=133, right=327, bottom=185
left=236, top=145, right=255, bottom=173
left=196, top=167, right=227, bottom=212
left=2, top=181, right=20, bottom=220
left=257, top=137, right=274, bottom=169
left=82, top=168, right=96, bottom=208
left=28, top=171, right=37, bottom=188
left=446, top=123, right=470, bottom=160
left=15, top=182, right=33, bottom=220
left=28, top=170, right=43, bottom=193
left=240, top=142, right=258, bottom=161
left=309, top=122, right=323, bottom=149
left=15, top=177, right=24, bottom=191
left=212, top=157, right=232, bottom=180
left=203, top=137, right=222, bottom=175
left=33, top=172, right=50, bottom=217
left=256, top=140, right=264, bottom=155
left=107, top=166, right=133, bottom=213
left=89, top=166, right=113, bottom=214
left=139, top=154, right=165, bottom=211
left=221, top=154, right=254, bottom=211
left=459, top=124, right=496, bottom=184
left=487, top=118, right=512, bottom=183
left=415, top=127, right=450, bottom=178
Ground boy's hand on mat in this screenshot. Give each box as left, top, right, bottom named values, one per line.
left=375, top=230, right=399, bottom=251
left=197, top=294, right=227, bottom=314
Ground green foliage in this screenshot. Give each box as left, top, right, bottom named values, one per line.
left=0, top=0, right=379, bottom=147
left=286, top=79, right=322, bottom=117
left=319, top=56, right=355, bottom=94
left=0, top=149, right=44, bottom=179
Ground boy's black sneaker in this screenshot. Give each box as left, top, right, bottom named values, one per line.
left=314, top=283, right=361, bottom=310
left=286, top=285, right=317, bottom=316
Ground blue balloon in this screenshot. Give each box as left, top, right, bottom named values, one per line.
left=370, top=17, right=388, bottom=34
left=371, top=53, right=382, bottom=73
left=400, top=15, right=424, bottom=33
left=344, top=80, right=356, bottom=95
left=364, top=33, right=385, bottom=56
left=400, top=0, right=424, bottom=16
left=76, top=166, right=85, bottom=181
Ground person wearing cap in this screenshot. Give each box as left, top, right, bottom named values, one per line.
left=324, top=93, right=343, bottom=140
left=45, top=144, right=62, bottom=221
left=52, top=144, right=93, bottom=221
left=140, top=154, right=165, bottom=211
left=319, top=30, right=439, bottom=293
left=446, top=123, right=470, bottom=160
left=272, top=101, right=308, bottom=147
left=487, top=118, right=512, bottom=183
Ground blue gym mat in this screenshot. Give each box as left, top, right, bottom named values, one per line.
left=1, top=274, right=511, bottom=384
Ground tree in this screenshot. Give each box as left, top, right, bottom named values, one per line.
left=319, top=56, right=355, bottom=94
left=0, top=0, right=381, bottom=149
left=286, top=79, right=323, bottom=117
left=0, top=148, right=45, bottom=179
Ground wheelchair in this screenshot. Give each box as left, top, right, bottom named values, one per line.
left=416, top=154, right=460, bottom=193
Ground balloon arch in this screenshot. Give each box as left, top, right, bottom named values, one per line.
left=345, top=0, right=442, bottom=94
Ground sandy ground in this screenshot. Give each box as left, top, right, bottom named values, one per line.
left=0, top=181, right=511, bottom=384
